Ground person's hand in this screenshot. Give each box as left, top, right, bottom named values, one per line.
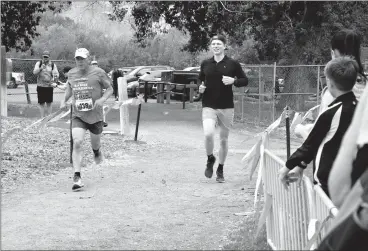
left=93, top=98, right=105, bottom=110
left=40, top=63, right=46, bottom=70
left=287, top=166, right=304, bottom=186
left=199, top=84, right=206, bottom=94
left=278, top=166, right=291, bottom=190
left=60, top=100, right=68, bottom=111
left=222, top=76, right=235, bottom=85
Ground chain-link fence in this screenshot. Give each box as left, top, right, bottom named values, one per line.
left=234, top=65, right=276, bottom=126
left=234, top=64, right=324, bottom=126
left=8, top=59, right=367, bottom=126
left=10, top=58, right=75, bottom=83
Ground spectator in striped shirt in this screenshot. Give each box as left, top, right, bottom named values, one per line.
left=279, top=56, right=359, bottom=197
left=295, top=29, right=367, bottom=140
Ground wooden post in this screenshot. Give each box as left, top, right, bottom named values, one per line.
left=134, top=103, right=142, bottom=141
left=24, top=82, right=31, bottom=104
left=156, top=83, right=160, bottom=103
left=182, top=84, right=186, bottom=109
left=157, top=83, right=164, bottom=103
left=189, top=87, right=194, bottom=103
left=118, top=77, right=130, bottom=135
left=165, top=83, right=171, bottom=104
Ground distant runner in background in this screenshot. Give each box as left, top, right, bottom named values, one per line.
left=33, top=50, right=59, bottom=118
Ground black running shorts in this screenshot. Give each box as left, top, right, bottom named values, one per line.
left=37, top=86, right=54, bottom=104
left=72, top=117, right=103, bottom=135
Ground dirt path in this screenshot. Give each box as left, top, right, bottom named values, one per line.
left=1, top=103, right=295, bottom=250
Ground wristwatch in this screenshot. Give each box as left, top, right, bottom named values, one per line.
left=298, top=161, right=308, bottom=168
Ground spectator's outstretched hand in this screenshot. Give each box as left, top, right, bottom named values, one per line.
left=278, top=166, right=291, bottom=190
left=288, top=166, right=304, bottom=187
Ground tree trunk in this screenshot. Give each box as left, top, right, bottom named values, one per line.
left=276, top=48, right=312, bottom=112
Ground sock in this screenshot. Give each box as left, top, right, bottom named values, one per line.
left=93, top=148, right=100, bottom=157
left=217, top=164, right=224, bottom=173
left=208, top=154, right=214, bottom=160
left=74, top=172, right=81, bottom=177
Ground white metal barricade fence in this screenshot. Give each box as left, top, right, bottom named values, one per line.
left=308, top=185, right=339, bottom=249
left=260, top=147, right=339, bottom=250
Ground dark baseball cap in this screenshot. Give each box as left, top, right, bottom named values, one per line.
left=42, top=51, right=50, bottom=57
left=210, top=35, right=227, bottom=45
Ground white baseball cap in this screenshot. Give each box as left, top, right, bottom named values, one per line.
left=74, top=48, right=90, bottom=59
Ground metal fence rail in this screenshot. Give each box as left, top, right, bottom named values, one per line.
left=234, top=64, right=324, bottom=125
left=263, top=149, right=314, bottom=250
left=261, top=147, right=339, bottom=250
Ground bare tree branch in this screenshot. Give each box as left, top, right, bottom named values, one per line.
left=219, top=1, right=250, bottom=14
left=242, top=17, right=253, bottom=25
left=284, top=12, right=293, bottom=29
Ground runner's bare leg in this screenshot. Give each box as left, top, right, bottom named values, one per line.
left=72, top=127, right=87, bottom=172
left=203, top=119, right=216, bottom=155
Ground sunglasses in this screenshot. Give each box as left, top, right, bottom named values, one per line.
left=43, top=56, right=49, bottom=59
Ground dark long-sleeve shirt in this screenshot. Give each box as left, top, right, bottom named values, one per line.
left=286, top=92, right=357, bottom=195
left=198, top=55, right=248, bottom=109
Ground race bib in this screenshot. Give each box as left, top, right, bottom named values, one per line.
left=75, top=92, right=93, bottom=111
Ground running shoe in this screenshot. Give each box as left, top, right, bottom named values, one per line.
left=94, top=150, right=104, bottom=165
left=216, top=170, right=225, bottom=183
left=72, top=176, right=84, bottom=191
left=205, top=155, right=216, bottom=178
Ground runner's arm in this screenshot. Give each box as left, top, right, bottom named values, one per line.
left=233, top=62, right=248, bottom=87
left=99, top=71, right=113, bottom=102
left=63, top=82, right=72, bottom=102
left=33, top=61, right=42, bottom=75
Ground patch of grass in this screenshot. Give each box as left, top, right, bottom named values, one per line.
left=222, top=213, right=271, bottom=251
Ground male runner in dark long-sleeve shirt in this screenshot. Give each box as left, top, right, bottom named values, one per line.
left=198, top=34, right=248, bottom=183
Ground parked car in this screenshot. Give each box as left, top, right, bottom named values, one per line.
left=108, top=67, right=136, bottom=79
left=124, top=65, right=174, bottom=84
left=159, top=69, right=201, bottom=101
left=136, top=70, right=169, bottom=97
left=7, top=72, right=25, bottom=89
left=183, top=66, right=200, bottom=72
left=125, top=66, right=174, bottom=97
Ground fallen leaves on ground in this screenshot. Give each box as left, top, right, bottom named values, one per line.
left=0, top=116, right=160, bottom=194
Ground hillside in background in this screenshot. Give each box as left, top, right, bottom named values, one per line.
left=61, top=1, right=134, bottom=41
left=4, top=1, right=259, bottom=70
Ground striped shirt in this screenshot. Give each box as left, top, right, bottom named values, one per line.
left=286, top=92, right=357, bottom=196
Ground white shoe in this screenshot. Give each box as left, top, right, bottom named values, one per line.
left=72, top=176, right=84, bottom=191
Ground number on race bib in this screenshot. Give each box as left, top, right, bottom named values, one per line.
left=76, top=99, right=93, bottom=111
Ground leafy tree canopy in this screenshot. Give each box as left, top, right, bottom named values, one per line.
left=110, top=1, right=368, bottom=64
left=1, top=1, right=71, bottom=52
